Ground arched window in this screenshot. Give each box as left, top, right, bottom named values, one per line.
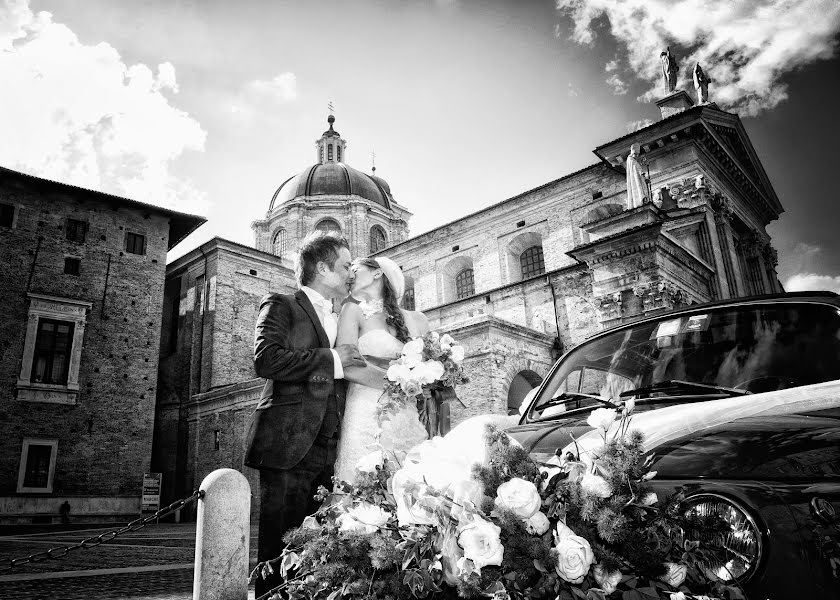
left=455, top=268, right=474, bottom=300
left=336, top=145, right=342, bottom=162
left=272, top=228, right=288, bottom=258
left=315, top=219, right=341, bottom=234
left=520, top=245, right=545, bottom=279
left=327, top=145, right=333, bottom=161
left=369, top=225, right=387, bottom=253
left=319, top=146, right=324, bottom=163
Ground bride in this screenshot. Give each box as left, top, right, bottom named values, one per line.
left=334, top=256, right=430, bottom=483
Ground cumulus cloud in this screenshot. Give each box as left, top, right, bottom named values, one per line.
left=785, top=273, right=840, bottom=293
left=229, top=72, right=297, bottom=121
left=0, top=0, right=207, bottom=213
left=557, top=0, right=840, bottom=116
left=626, top=118, right=654, bottom=133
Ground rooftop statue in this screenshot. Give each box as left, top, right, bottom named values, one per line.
left=660, top=47, right=679, bottom=93
left=626, top=143, right=648, bottom=209
left=693, top=62, right=712, bottom=103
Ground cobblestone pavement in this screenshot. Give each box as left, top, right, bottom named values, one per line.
left=0, top=523, right=258, bottom=600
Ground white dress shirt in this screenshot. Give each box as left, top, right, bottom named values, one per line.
left=300, top=286, right=344, bottom=379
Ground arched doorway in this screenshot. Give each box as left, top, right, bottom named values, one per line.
left=507, top=370, right=542, bottom=415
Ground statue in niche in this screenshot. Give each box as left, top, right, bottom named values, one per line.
left=693, top=63, right=712, bottom=103
left=625, top=143, right=648, bottom=209
left=660, top=47, right=679, bottom=93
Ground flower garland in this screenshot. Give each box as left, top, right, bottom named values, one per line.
left=254, top=399, right=744, bottom=600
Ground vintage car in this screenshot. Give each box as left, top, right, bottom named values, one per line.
left=506, top=292, right=840, bottom=600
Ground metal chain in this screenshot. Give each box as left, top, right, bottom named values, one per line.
left=1, top=489, right=205, bottom=571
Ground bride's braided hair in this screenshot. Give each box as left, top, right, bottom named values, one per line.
left=356, top=257, right=411, bottom=343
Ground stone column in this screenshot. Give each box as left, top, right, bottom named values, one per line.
left=711, top=197, right=739, bottom=297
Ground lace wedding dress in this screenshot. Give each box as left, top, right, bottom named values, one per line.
left=334, top=329, right=429, bottom=483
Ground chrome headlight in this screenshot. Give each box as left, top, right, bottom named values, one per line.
left=683, top=493, right=762, bottom=582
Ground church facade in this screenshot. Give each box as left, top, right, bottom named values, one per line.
left=154, top=91, right=783, bottom=510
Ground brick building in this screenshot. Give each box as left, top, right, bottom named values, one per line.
left=156, top=92, right=784, bottom=510
left=0, top=166, right=204, bottom=523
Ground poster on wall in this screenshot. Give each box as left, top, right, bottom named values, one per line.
left=142, top=472, right=162, bottom=513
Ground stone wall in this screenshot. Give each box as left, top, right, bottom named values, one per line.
left=0, top=171, right=178, bottom=522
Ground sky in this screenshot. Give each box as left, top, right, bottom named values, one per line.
left=1, top=0, right=839, bottom=292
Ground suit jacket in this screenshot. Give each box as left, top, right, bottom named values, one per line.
left=244, top=290, right=346, bottom=470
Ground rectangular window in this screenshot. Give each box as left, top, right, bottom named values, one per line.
left=64, top=257, right=80, bottom=276
left=65, top=219, right=87, bottom=243
left=456, top=268, right=475, bottom=300
left=17, top=439, right=58, bottom=493
left=403, top=287, right=415, bottom=311
left=214, top=430, right=221, bottom=451
left=32, top=319, right=74, bottom=385
left=125, top=232, right=146, bottom=255
left=0, top=203, right=13, bottom=227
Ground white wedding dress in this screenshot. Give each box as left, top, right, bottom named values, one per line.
left=334, top=329, right=429, bottom=483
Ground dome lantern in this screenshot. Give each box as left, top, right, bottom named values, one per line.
left=315, top=114, right=347, bottom=164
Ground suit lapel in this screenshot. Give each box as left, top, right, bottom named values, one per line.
left=296, top=290, right=330, bottom=348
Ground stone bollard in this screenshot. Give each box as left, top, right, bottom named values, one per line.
left=193, top=468, right=251, bottom=600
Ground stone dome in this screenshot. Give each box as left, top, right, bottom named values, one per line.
left=269, top=162, right=394, bottom=211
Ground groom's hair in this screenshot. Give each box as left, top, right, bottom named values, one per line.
left=296, top=231, right=350, bottom=286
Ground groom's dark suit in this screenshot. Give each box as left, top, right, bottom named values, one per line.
left=244, top=290, right=346, bottom=597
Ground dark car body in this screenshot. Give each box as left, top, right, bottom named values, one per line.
left=506, top=293, right=840, bottom=600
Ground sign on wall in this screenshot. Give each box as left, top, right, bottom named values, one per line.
left=141, top=472, right=162, bottom=513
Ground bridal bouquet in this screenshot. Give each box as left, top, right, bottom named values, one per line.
left=264, top=407, right=744, bottom=600
left=379, top=331, right=469, bottom=437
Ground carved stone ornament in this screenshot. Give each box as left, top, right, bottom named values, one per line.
left=763, top=243, right=779, bottom=267
left=597, top=291, right=624, bottom=321
left=711, top=195, right=733, bottom=221
left=737, top=231, right=762, bottom=256
left=634, top=279, right=686, bottom=311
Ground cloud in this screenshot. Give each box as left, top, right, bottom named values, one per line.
left=0, top=0, right=207, bottom=213
left=626, top=118, right=654, bottom=133
left=556, top=0, right=840, bottom=116
left=229, top=72, right=297, bottom=122
left=785, top=273, right=840, bottom=293
left=606, top=72, right=629, bottom=95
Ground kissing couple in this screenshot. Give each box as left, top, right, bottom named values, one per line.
left=244, top=230, right=431, bottom=597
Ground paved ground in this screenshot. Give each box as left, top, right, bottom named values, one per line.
left=0, top=523, right=258, bottom=600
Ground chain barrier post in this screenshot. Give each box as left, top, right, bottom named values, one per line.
left=193, top=468, right=251, bottom=600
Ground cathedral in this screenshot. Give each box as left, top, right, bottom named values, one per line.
left=153, top=87, right=783, bottom=509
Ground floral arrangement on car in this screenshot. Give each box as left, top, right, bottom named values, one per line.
left=379, top=332, right=469, bottom=438
left=261, top=404, right=745, bottom=600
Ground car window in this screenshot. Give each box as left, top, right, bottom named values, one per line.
left=528, top=301, right=840, bottom=420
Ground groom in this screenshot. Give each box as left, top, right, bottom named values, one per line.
left=244, top=231, right=365, bottom=597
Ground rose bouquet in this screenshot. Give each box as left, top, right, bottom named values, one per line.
left=257, top=407, right=744, bottom=600
left=380, top=332, right=469, bottom=438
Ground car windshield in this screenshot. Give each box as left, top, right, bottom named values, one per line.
left=529, top=302, right=840, bottom=421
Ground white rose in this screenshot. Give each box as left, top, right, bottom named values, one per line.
left=494, top=478, right=541, bottom=519
left=336, top=502, right=391, bottom=535
left=355, top=450, right=384, bottom=473
left=524, top=511, right=550, bottom=535
left=669, top=593, right=687, bottom=600
left=554, top=522, right=595, bottom=584
left=586, top=407, right=618, bottom=432
left=414, top=360, right=445, bottom=384
left=439, top=333, right=455, bottom=347
left=580, top=472, right=613, bottom=498
left=450, top=345, right=465, bottom=363
left=593, top=563, right=622, bottom=594
left=659, top=562, right=687, bottom=588
left=387, top=362, right=411, bottom=383
left=401, top=338, right=425, bottom=367
left=458, top=516, right=504, bottom=570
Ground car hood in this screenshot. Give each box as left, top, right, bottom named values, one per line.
left=507, top=409, right=840, bottom=480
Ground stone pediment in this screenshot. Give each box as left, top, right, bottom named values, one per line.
left=592, top=105, right=783, bottom=223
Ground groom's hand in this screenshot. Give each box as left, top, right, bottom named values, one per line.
left=335, top=344, right=366, bottom=369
